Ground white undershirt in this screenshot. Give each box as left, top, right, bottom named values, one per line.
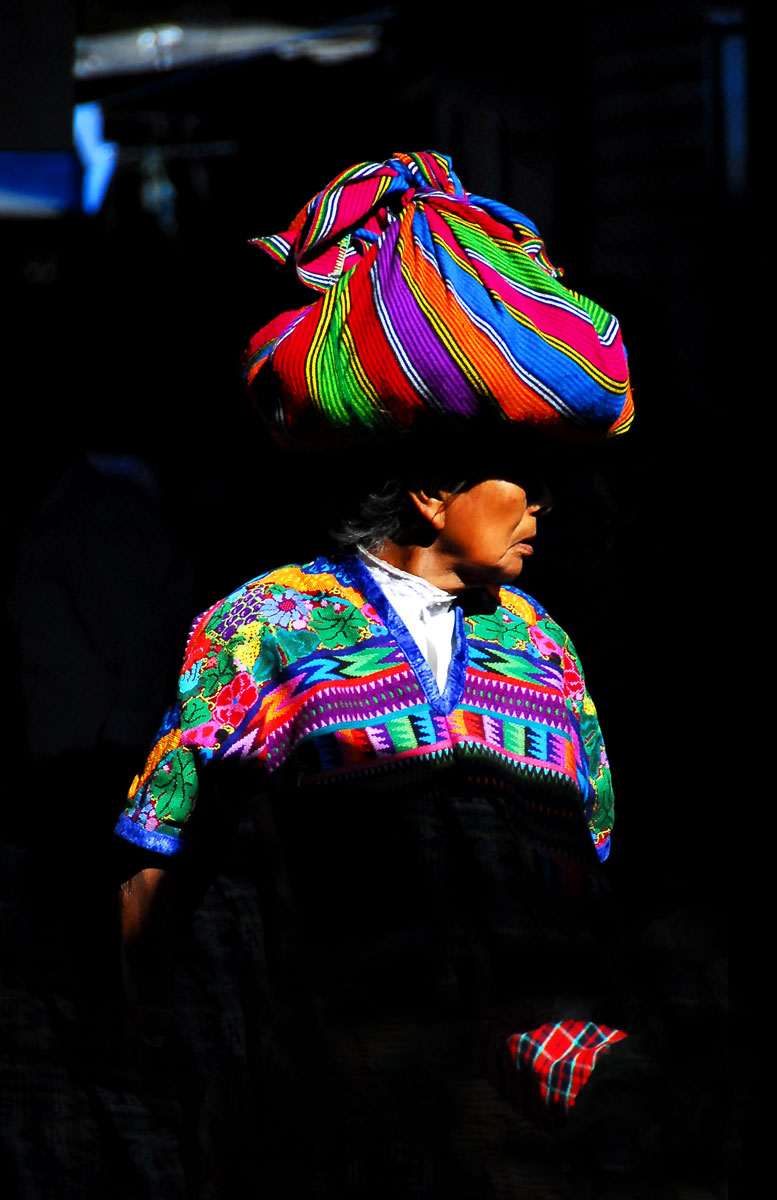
left=357, top=545, right=457, bottom=691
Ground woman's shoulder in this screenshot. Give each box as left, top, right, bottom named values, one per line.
left=497, top=583, right=550, bottom=626
left=493, top=584, right=574, bottom=653
left=197, top=557, right=337, bottom=608
left=493, top=584, right=591, bottom=687
left=185, top=555, right=371, bottom=647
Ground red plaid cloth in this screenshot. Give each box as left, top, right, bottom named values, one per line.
left=507, top=1020, right=628, bottom=1115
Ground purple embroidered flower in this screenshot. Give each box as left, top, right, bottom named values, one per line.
left=258, top=589, right=311, bottom=630
left=218, top=614, right=243, bottom=640
left=218, top=592, right=270, bottom=639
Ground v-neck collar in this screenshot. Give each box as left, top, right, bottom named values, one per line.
left=356, top=545, right=457, bottom=609
left=343, top=554, right=469, bottom=715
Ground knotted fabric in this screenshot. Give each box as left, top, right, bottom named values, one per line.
left=244, top=151, right=634, bottom=449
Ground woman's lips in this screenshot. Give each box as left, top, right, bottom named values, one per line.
left=514, top=542, right=534, bottom=555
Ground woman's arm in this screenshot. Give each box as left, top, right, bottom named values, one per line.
left=119, top=857, right=210, bottom=1045
left=119, top=866, right=176, bottom=1045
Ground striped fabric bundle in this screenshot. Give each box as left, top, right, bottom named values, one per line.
left=243, top=151, right=633, bottom=449
left=507, top=1020, right=628, bottom=1115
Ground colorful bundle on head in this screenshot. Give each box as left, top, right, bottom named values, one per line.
left=243, top=151, right=634, bottom=450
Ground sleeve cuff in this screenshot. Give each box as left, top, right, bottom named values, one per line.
left=114, top=812, right=185, bottom=856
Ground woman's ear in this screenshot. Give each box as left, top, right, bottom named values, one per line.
left=407, top=488, right=448, bottom=532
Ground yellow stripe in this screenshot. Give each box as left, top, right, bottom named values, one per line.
left=430, top=230, right=481, bottom=281
left=499, top=298, right=628, bottom=394
left=305, top=173, right=393, bottom=404
left=439, top=209, right=625, bottom=393
left=404, top=266, right=484, bottom=392
left=444, top=209, right=522, bottom=253
left=305, top=283, right=339, bottom=402
left=397, top=222, right=486, bottom=393
left=342, top=323, right=380, bottom=404
left=430, top=225, right=610, bottom=387
left=338, top=284, right=381, bottom=406
left=374, top=174, right=392, bottom=205
left=606, top=394, right=635, bottom=435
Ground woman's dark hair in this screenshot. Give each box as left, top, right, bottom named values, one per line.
left=327, top=419, right=554, bottom=552
left=330, top=474, right=465, bottom=551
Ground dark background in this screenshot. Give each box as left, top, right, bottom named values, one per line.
left=2, top=2, right=742, bottom=1195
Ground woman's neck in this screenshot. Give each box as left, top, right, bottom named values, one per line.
left=371, top=540, right=470, bottom=593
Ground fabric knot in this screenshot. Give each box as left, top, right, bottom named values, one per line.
left=244, top=150, right=634, bottom=448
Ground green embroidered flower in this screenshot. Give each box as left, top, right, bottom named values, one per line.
left=152, top=747, right=198, bottom=823
left=197, top=648, right=237, bottom=695
left=309, top=600, right=369, bottom=649
left=467, top=609, right=529, bottom=648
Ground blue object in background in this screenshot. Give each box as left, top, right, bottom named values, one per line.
left=73, top=102, right=118, bottom=215
left=0, top=149, right=81, bottom=216
left=0, top=102, right=116, bottom=216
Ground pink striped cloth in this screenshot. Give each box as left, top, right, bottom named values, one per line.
left=244, top=151, right=634, bottom=449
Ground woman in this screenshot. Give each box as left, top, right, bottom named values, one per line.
left=117, top=152, right=633, bottom=1196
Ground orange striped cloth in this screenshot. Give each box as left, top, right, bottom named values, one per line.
left=244, top=151, right=633, bottom=449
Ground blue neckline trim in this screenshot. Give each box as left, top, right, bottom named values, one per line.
left=343, top=554, right=468, bottom=715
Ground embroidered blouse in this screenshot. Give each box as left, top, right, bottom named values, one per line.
left=356, top=545, right=457, bottom=690
left=115, top=555, right=613, bottom=867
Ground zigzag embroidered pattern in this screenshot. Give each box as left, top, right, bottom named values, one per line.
left=116, top=557, right=613, bottom=865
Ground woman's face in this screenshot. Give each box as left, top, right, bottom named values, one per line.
left=434, top=478, right=540, bottom=585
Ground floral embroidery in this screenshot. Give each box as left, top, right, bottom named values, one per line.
left=181, top=720, right=222, bottom=749
left=179, top=661, right=203, bottom=694
left=218, top=593, right=269, bottom=639
left=562, top=649, right=585, bottom=699
left=127, top=727, right=181, bottom=800
left=530, top=625, right=563, bottom=660
left=118, top=557, right=613, bottom=863
left=467, top=609, right=528, bottom=649
left=233, top=620, right=264, bottom=671
left=212, top=672, right=259, bottom=727
left=361, top=600, right=382, bottom=627
left=258, top=588, right=312, bottom=630
left=308, top=599, right=369, bottom=648
left=137, top=804, right=160, bottom=831
left=182, top=633, right=213, bottom=673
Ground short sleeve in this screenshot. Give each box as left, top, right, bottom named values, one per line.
left=558, top=632, right=614, bottom=862
left=114, top=593, right=276, bottom=856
